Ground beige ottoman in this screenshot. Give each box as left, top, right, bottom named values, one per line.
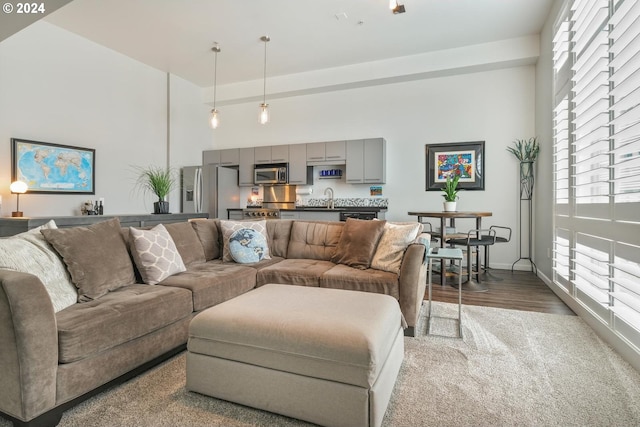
left=186, top=284, right=405, bottom=427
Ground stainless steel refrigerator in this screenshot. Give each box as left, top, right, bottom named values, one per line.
left=181, top=165, right=240, bottom=219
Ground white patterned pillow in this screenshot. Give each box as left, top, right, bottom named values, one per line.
left=129, top=224, right=186, bottom=285
left=0, top=220, right=77, bottom=312
left=220, top=220, right=271, bottom=263
left=371, top=222, right=421, bottom=274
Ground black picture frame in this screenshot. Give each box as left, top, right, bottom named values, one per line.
left=11, top=138, right=96, bottom=194
left=425, top=141, right=485, bottom=191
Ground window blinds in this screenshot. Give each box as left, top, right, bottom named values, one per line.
left=553, top=0, right=640, bottom=352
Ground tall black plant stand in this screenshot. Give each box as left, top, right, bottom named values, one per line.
left=511, top=161, right=537, bottom=273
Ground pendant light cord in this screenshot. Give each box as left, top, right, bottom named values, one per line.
left=262, top=38, right=268, bottom=105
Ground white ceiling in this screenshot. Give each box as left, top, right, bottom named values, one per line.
left=43, top=0, right=554, bottom=88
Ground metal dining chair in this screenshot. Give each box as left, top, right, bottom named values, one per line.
left=479, top=225, right=512, bottom=281
left=447, top=228, right=497, bottom=292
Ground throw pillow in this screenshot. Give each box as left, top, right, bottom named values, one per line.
left=129, top=224, right=186, bottom=285
left=228, top=227, right=269, bottom=264
left=163, top=222, right=206, bottom=266
left=220, top=220, right=271, bottom=262
left=0, top=220, right=77, bottom=312
left=41, top=217, right=136, bottom=302
left=371, top=222, right=422, bottom=274
left=189, top=219, right=221, bottom=261
left=330, top=218, right=387, bottom=270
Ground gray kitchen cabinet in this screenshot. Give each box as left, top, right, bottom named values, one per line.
left=203, top=150, right=220, bottom=165
left=296, top=211, right=341, bottom=221
left=345, top=140, right=365, bottom=183
left=306, top=142, right=325, bottom=162
left=271, top=145, right=289, bottom=163
left=288, top=144, right=313, bottom=185
left=254, top=146, right=272, bottom=164
left=238, top=147, right=255, bottom=187
left=306, top=141, right=345, bottom=163
left=220, top=148, right=239, bottom=166
left=255, top=145, right=289, bottom=164
left=227, top=210, right=244, bottom=220
left=345, top=138, right=386, bottom=184
left=363, top=138, right=386, bottom=183
left=325, top=141, right=346, bottom=162
left=279, top=211, right=300, bottom=220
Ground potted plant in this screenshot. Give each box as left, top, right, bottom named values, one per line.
left=134, top=165, right=177, bottom=214
left=442, top=174, right=460, bottom=212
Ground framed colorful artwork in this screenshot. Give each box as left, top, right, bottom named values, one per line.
left=425, top=141, right=485, bottom=191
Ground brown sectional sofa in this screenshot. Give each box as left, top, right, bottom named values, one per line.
left=0, top=217, right=429, bottom=427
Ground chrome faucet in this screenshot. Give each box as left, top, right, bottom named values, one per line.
left=324, top=187, right=335, bottom=209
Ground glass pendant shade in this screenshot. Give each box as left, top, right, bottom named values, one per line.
left=259, top=103, right=269, bottom=125
left=210, top=109, right=219, bottom=129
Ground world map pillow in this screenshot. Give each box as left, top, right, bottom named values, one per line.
left=129, top=224, right=187, bottom=285
left=220, top=220, right=271, bottom=263
left=0, top=220, right=78, bottom=312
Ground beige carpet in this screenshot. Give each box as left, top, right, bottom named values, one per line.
left=3, top=302, right=640, bottom=426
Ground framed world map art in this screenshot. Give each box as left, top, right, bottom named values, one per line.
left=11, top=138, right=96, bottom=194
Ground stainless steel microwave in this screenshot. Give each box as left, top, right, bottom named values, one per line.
left=254, top=164, right=288, bottom=185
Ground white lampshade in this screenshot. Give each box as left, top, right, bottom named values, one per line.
left=10, top=180, right=28, bottom=194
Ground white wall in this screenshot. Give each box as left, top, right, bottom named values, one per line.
left=0, top=21, right=211, bottom=216
left=213, top=65, right=536, bottom=269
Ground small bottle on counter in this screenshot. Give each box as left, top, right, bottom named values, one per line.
left=98, top=200, right=104, bottom=215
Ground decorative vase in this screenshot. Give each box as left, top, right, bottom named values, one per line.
left=520, top=161, right=535, bottom=200
left=153, top=200, right=170, bottom=214
left=443, top=201, right=457, bottom=212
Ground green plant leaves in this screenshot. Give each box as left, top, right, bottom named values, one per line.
left=507, top=137, right=540, bottom=162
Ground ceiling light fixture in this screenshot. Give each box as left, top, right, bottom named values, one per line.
left=259, top=35, right=270, bottom=125
left=210, top=43, right=221, bottom=129
left=390, top=0, right=406, bottom=14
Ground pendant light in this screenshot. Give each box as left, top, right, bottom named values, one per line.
left=259, top=35, right=270, bottom=125
left=210, top=43, right=221, bottom=129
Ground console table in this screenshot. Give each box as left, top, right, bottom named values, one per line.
left=0, top=213, right=209, bottom=237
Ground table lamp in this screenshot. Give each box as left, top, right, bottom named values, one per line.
left=10, top=180, right=28, bottom=217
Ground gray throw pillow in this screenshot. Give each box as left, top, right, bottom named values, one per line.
left=41, top=217, right=136, bottom=302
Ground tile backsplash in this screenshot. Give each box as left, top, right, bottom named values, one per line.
left=297, top=197, right=388, bottom=208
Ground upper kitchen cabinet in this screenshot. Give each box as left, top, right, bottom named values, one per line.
left=306, top=141, right=346, bottom=164
left=345, top=138, right=386, bottom=184
left=203, top=150, right=220, bottom=165
left=238, top=147, right=255, bottom=187
left=254, top=145, right=290, bottom=164
left=288, top=144, right=313, bottom=185
left=219, top=148, right=240, bottom=166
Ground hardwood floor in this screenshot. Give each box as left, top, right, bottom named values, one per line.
left=427, top=268, right=575, bottom=316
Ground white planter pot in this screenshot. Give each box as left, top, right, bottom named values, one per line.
left=443, top=201, right=457, bottom=212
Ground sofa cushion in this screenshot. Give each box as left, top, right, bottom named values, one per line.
left=159, top=262, right=257, bottom=311
left=256, top=258, right=335, bottom=287
left=265, top=220, right=293, bottom=258
left=286, top=221, right=343, bottom=260
left=189, top=219, right=221, bottom=261
left=330, top=218, right=387, bottom=269
left=0, top=220, right=77, bottom=312
left=371, top=222, right=421, bottom=274
left=320, top=263, right=400, bottom=300
left=129, top=224, right=187, bottom=285
left=220, top=220, right=271, bottom=262
left=56, top=284, right=193, bottom=363
left=164, top=222, right=206, bottom=266
left=41, top=218, right=136, bottom=302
